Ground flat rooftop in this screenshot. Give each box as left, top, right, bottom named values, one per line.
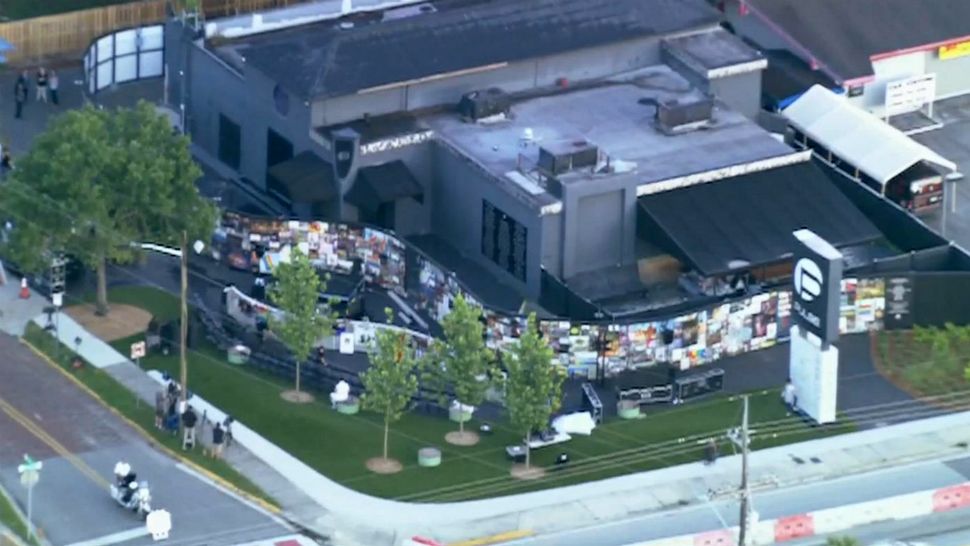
left=662, top=28, right=767, bottom=76
left=425, top=66, right=794, bottom=210
left=209, top=0, right=719, bottom=100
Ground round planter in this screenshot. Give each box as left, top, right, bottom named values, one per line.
left=418, top=447, right=442, bottom=468
left=617, top=400, right=640, bottom=420
left=337, top=396, right=360, bottom=415
left=227, top=345, right=250, bottom=365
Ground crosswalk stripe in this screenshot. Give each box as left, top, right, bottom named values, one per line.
left=62, top=526, right=150, bottom=546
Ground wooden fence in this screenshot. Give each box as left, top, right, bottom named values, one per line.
left=0, top=0, right=307, bottom=65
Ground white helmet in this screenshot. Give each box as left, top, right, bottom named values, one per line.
left=114, top=462, right=131, bottom=476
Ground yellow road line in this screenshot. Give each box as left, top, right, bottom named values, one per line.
left=0, top=395, right=109, bottom=488
left=448, top=530, right=535, bottom=546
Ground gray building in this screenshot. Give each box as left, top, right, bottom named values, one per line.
left=169, top=0, right=875, bottom=309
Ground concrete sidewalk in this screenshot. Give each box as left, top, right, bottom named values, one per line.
left=0, top=271, right=48, bottom=335
left=22, top=307, right=970, bottom=546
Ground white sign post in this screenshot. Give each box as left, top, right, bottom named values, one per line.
left=17, top=455, right=42, bottom=541
left=131, top=341, right=147, bottom=406
left=885, top=73, right=937, bottom=119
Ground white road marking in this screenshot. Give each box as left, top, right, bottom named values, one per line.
left=63, top=526, right=150, bottom=546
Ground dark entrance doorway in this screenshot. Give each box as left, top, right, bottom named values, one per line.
left=266, top=129, right=294, bottom=186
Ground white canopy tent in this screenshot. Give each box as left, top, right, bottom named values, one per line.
left=783, top=85, right=956, bottom=188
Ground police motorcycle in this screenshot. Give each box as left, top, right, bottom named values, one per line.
left=110, top=462, right=153, bottom=518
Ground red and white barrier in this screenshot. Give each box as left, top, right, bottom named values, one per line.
left=628, top=482, right=970, bottom=546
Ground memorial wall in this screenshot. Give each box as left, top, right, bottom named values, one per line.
left=211, top=213, right=888, bottom=377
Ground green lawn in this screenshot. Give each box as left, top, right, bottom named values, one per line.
left=22, top=323, right=275, bottom=508
left=76, top=287, right=849, bottom=501
left=875, top=325, right=970, bottom=398
left=0, top=486, right=34, bottom=546
left=0, top=0, right=135, bottom=20
left=79, top=284, right=181, bottom=323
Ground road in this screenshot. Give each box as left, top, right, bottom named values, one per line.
left=506, top=453, right=970, bottom=546
left=0, top=333, right=292, bottom=546
left=786, top=505, right=970, bottom=546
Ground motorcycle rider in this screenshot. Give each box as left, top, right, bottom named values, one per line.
left=113, top=462, right=139, bottom=506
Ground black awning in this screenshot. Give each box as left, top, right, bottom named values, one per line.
left=345, top=160, right=423, bottom=213
left=637, top=161, right=883, bottom=277
left=267, top=151, right=338, bottom=203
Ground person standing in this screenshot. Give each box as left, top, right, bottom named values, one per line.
left=49, top=69, right=59, bottom=105
left=154, top=389, right=166, bottom=430
left=210, top=422, right=225, bottom=459
left=13, top=76, right=27, bottom=119
left=182, top=405, right=198, bottom=449
left=35, top=67, right=48, bottom=103
left=782, top=378, right=797, bottom=416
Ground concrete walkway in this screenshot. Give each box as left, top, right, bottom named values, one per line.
left=0, top=272, right=46, bottom=335
left=30, top=312, right=127, bottom=368
left=20, top=305, right=970, bottom=546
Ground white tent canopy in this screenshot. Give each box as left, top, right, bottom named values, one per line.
left=783, top=85, right=956, bottom=186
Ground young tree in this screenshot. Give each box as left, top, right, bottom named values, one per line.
left=423, top=294, right=494, bottom=441
left=504, top=313, right=563, bottom=469
left=0, top=101, right=215, bottom=315
left=268, top=247, right=335, bottom=401
left=361, top=310, right=419, bottom=464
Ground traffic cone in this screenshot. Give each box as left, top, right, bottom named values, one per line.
left=19, top=277, right=29, bottom=299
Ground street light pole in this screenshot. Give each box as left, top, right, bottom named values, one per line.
left=738, top=394, right=751, bottom=546
left=179, top=231, right=189, bottom=427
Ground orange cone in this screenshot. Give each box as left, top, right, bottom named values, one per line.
left=19, top=277, right=29, bottom=299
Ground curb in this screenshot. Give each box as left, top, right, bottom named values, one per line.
left=628, top=481, right=970, bottom=546
left=448, top=530, right=535, bottom=546
left=18, top=337, right=282, bottom=516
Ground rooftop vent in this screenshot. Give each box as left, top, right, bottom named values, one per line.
left=537, top=140, right=599, bottom=176
left=458, top=88, right=511, bottom=122
left=639, top=96, right=715, bottom=135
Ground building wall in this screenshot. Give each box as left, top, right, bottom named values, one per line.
left=709, top=71, right=763, bottom=119
left=169, top=34, right=319, bottom=191
left=310, top=35, right=669, bottom=127
left=575, top=191, right=625, bottom=271
left=560, top=174, right=640, bottom=279
left=344, top=142, right=434, bottom=237
left=541, top=213, right=563, bottom=278
left=928, top=51, right=970, bottom=99
left=849, top=50, right=970, bottom=115
left=431, top=142, right=544, bottom=298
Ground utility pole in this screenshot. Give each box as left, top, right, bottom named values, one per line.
left=179, top=231, right=189, bottom=427
left=738, top=394, right=751, bottom=546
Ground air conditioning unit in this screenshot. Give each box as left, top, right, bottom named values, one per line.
left=537, top=140, right=599, bottom=176
left=656, top=97, right=715, bottom=134
left=458, top=88, right=511, bottom=121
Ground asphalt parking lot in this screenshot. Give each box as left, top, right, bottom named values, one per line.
left=912, top=95, right=970, bottom=250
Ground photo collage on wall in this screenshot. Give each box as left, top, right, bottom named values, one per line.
left=840, top=278, right=886, bottom=333
left=213, top=214, right=406, bottom=293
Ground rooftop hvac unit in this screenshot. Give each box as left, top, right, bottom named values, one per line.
left=537, top=140, right=599, bottom=176
left=458, top=88, right=511, bottom=121
left=655, top=97, right=715, bottom=134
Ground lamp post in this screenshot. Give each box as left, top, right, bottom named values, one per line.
left=178, top=236, right=206, bottom=434
left=17, top=454, right=42, bottom=541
